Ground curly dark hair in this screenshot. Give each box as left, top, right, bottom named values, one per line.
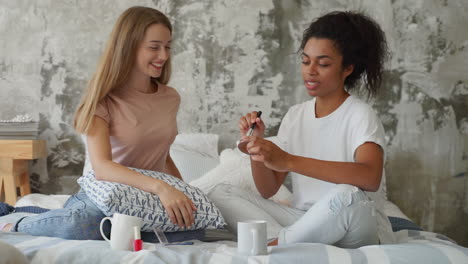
left=300, top=11, right=389, bottom=97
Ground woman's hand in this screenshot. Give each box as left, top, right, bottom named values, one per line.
left=242, top=136, right=291, bottom=172
left=157, top=183, right=197, bottom=228
left=238, top=111, right=265, bottom=137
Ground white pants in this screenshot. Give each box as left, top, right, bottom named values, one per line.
left=208, top=184, right=378, bottom=248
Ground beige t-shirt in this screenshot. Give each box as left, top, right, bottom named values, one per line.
left=94, top=83, right=180, bottom=172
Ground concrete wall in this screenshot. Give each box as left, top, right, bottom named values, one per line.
left=1, top=0, right=467, bottom=246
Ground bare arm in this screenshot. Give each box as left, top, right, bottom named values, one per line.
left=245, top=137, right=383, bottom=192
left=86, top=116, right=169, bottom=194
left=250, top=159, right=288, bottom=199
left=284, top=142, right=383, bottom=191
left=239, top=110, right=383, bottom=199
left=165, top=154, right=183, bottom=180
left=86, top=116, right=196, bottom=227
left=238, top=111, right=288, bottom=198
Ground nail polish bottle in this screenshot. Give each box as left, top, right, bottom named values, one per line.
left=133, top=226, right=143, bottom=251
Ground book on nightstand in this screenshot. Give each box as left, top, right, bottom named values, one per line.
left=0, top=120, right=39, bottom=140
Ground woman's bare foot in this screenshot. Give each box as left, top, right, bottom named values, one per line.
left=267, top=238, right=278, bottom=246
left=0, top=223, right=13, bottom=232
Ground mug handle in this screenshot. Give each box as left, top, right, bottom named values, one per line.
left=251, top=228, right=259, bottom=256
left=100, top=217, right=112, bottom=242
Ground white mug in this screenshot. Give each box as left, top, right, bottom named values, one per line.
left=237, top=220, right=268, bottom=256
left=100, top=213, right=143, bottom=251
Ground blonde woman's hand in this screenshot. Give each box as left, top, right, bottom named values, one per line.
left=157, top=183, right=197, bottom=228
left=238, top=111, right=265, bottom=137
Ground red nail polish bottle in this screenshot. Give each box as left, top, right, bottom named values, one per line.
left=133, top=226, right=143, bottom=251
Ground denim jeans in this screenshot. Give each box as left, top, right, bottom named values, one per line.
left=13, top=190, right=109, bottom=240
left=208, top=184, right=379, bottom=248
left=11, top=190, right=197, bottom=242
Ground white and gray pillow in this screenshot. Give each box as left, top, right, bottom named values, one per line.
left=77, top=167, right=226, bottom=232
left=169, top=133, right=220, bottom=183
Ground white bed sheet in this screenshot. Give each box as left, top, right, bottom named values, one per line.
left=1, top=229, right=467, bottom=264
left=3, top=194, right=468, bottom=264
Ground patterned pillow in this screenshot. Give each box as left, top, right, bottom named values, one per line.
left=77, top=167, right=226, bottom=232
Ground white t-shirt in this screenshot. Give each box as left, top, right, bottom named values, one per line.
left=274, top=96, right=387, bottom=210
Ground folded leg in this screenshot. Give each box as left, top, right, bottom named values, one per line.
left=13, top=191, right=109, bottom=240
left=278, top=184, right=378, bottom=248
left=208, top=184, right=303, bottom=240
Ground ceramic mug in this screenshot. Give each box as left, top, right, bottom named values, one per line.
left=100, top=213, right=143, bottom=251
left=237, top=220, right=268, bottom=256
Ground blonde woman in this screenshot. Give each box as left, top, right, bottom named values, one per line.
left=1, top=6, right=196, bottom=239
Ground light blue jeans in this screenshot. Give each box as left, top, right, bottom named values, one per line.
left=10, top=191, right=195, bottom=242
left=13, top=190, right=108, bottom=240
left=208, top=184, right=378, bottom=248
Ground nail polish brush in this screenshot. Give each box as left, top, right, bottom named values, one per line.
left=237, top=111, right=262, bottom=154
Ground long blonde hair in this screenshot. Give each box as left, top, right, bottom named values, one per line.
left=74, top=6, right=172, bottom=133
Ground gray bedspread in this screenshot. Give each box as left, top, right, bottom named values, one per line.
left=1, top=228, right=468, bottom=264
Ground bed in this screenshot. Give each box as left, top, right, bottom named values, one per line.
left=1, top=133, right=468, bottom=264
left=1, top=228, right=467, bottom=263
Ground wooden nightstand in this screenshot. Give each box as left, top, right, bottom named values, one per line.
left=0, top=140, right=47, bottom=205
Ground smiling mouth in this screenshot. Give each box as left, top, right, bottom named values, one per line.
left=305, top=81, right=319, bottom=89
left=151, top=63, right=163, bottom=70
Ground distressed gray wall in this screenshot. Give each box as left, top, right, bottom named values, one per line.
left=0, top=0, right=467, bottom=246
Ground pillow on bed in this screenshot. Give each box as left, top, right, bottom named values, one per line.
left=189, top=140, right=293, bottom=204
left=82, top=133, right=220, bottom=182
left=77, top=167, right=226, bottom=232
left=170, top=133, right=220, bottom=183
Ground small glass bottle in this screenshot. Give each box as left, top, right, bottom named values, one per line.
left=133, top=226, right=143, bottom=251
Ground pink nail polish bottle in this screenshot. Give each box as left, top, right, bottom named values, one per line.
left=133, top=226, right=143, bottom=251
